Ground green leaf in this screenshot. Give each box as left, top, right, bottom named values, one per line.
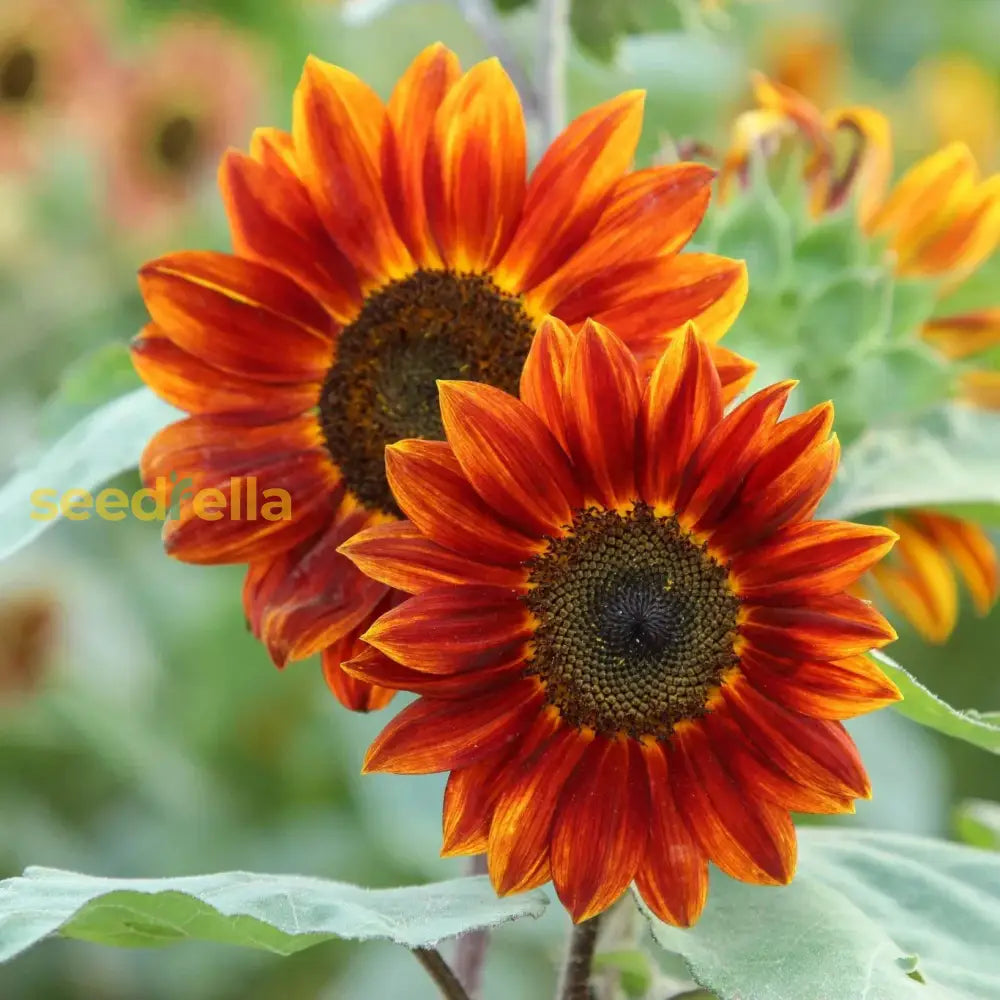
left=955, top=800, right=1000, bottom=851
left=0, top=869, right=548, bottom=962
left=819, top=405, right=1000, bottom=522
left=641, top=827, right=1000, bottom=1000
left=592, top=949, right=654, bottom=998
left=0, top=388, right=181, bottom=562
left=792, top=206, right=866, bottom=287
left=887, top=278, right=940, bottom=341
left=873, top=651, right=1000, bottom=756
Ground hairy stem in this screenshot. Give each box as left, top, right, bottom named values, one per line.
left=557, top=914, right=603, bottom=1000
left=453, top=855, right=490, bottom=999
left=413, top=947, right=473, bottom=1000
left=537, top=0, right=570, bottom=145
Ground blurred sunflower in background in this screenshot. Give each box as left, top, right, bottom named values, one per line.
left=0, top=0, right=112, bottom=174
left=341, top=321, right=899, bottom=925
left=133, top=43, right=752, bottom=711
left=722, top=73, right=1000, bottom=643
left=103, top=17, right=263, bottom=233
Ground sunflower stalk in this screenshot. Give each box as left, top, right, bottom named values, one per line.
left=413, top=946, right=474, bottom=1000
left=536, top=0, right=570, bottom=145
left=453, top=855, right=491, bottom=999
left=557, top=913, right=603, bottom=1000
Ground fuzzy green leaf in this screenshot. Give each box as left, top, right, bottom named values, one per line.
left=0, top=869, right=548, bottom=962
left=641, top=828, right=1000, bottom=1000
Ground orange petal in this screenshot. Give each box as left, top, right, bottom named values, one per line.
left=424, top=58, right=526, bottom=272
left=710, top=342, right=757, bottom=405
left=219, top=149, right=362, bottom=323
left=442, top=745, right=520, bottom=856
left=131, top=325, right=317, bottom=421
left=739, top=648, right=901, bottom=720
left=382, top=43, right=461, bottom=268
left=731, top=521, right=898, bottom=601
left=438, top=381, right=581, bottom=538
left=362, top=585, right=532, bottom=674
left=910, top=512, right=998, bottom=615
left=741, top=592, right=897, bottom=659
left=339, top=520, right=527, bottom=594
left=675, top=381, right=796, bottom=532
left=562, top=320, right=641, bottom=508
left=363, top=678, right=545, bottom=774
left=488, top=722, right=593, bottom=895
left=321, top=613, right=397, bottom=712
left=923, top=309, right=1000, bottom=360
left=247, top=496, right=390, bottom=665
left=703, top=707, right=855, bottom=815
left=638, top=325, right=723, bottom=509
left=550, top=255, right=748, bottom=358
left=551, top=736, right=650, bottom=922
left=530, top=163, right=715, bottom=312
left=671, top=719, right=796, bottom=885
left=723, top=673, right=871, bottom=799
left=292, top=56, right=413, bottom=288
left=962, top=370, right=1000, bottom=410
left=825, top=106, right=893, bottom=225
left=385, top=440, right=543, bottom=565
left=138, top=251, right=333, bottom=381
left=497, top=92, right=645, bottom=292
left=519, top=315, right=575, bottom=449
left=633, top=740, right=708, bottom=928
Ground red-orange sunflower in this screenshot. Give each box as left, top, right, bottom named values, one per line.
left=339, top=319, right=901, bottom=925
left=132, top=44, right=751, bottom=711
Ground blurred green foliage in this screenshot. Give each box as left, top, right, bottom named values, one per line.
left=1, top=0, right=999, bottom=997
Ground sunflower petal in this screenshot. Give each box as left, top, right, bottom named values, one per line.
left=424, top=58, right=526, bottom=271
left=442, top=745, right=520, bottom=856
left=362, top=585, right=532, bottom=674
left=339, top=521, right=527, bottom=594
left=911, top=512, right=999, bottom=615
left=519, top=315, right=575, bottom=449
left=633, top=740, right=708, bottom=928
left=551, top=736, right=649, bottom=922
left=438, top=381, right=581, bottom=538
left=363, top=678, right=545, bottom=774
left=498, top=92, right=645, bottom=292
left=562, top=320, right=642, bottom=508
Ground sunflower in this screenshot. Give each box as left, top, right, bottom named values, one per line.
left=103, top=17, right=262, bottom=232
left=339, top=319, right=900, bottom=924
left=133, top=44, right=751, bottom=711
left=721, top=74, right=1000, bottom=640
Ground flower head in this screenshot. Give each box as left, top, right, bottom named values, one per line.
left=133, top=44, right=751, bottom=710
left=340, top=319, right=899, bottom=924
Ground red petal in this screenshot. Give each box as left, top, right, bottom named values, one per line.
left=442, top=745, right=521, bottom=855
left=339, top=520, right=527, bottom=594
left=438, top=381, right=581, bottom=538
left=219, top=149, right=362, bottom=323
left=488, top=722, right=593, bottom=895
left=131, top=325, right=317, bottom=422
left=731, top=521, right=898, bottom=602
left=638, top=325, right=723, bottom=508
left=634, top=739, right=708, bottom=927
left=741, top=593, right=897, bottom=660
left=381, top=43, right=461, bottom=268
left=292, top=56, right=413, bottom=287
left=672, top=720, right=796, bottom=885
left=551, top=736, right=650, bottom=922
left=321, top=619, right=396, bottom=712
left=363, top=677, right=544, bottom=773
left=385, top=440, right=543, bottom=565
left=362, top=585, right=532, bottom=673
left=519, top=315, right=574, bottom=450
left=497, top=91, right=645, bottom=292
left=424, top=58, right=526, bottom=271
left=138, top=251, right=333, bottom=381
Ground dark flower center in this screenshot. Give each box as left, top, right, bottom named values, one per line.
left=154, top=114, right=201, bottom=174
left=318, top=269, right=536, bottom=514
left=523, top=503, right=741, bottom=738
left=0, top=45, right=38, bottom=104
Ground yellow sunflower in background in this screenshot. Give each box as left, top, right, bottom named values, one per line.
left=723, top=74, right=1000, bottom=643
left=133, top=43, right=752, bottom=710
left=340, top=320, right=899, bottom=925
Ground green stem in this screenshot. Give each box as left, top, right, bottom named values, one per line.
left=413, top=947, right=473, bottom=1000
left=537, top=0, right=570, bottom=145
left=453, top=855, right=490, bottom=999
